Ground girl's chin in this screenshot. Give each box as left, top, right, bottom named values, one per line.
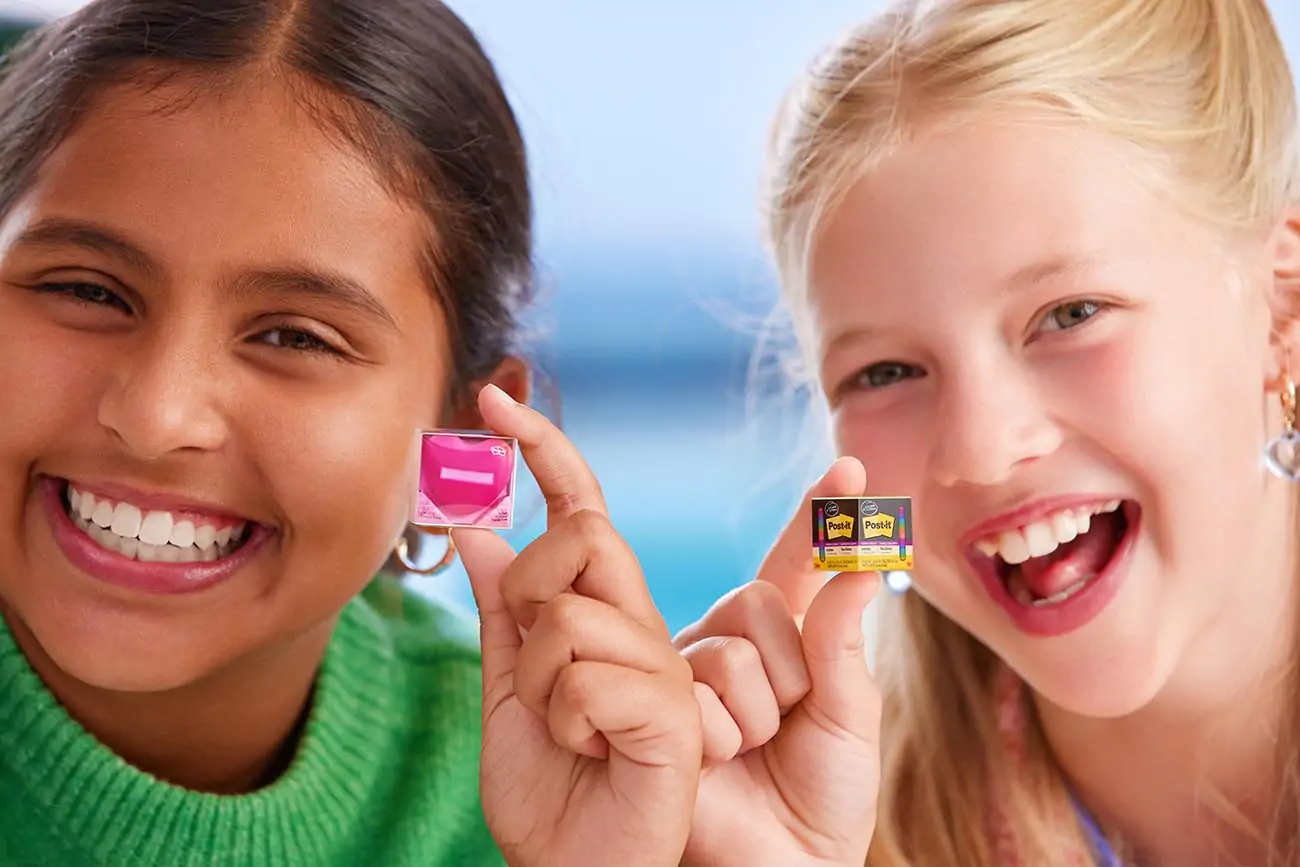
left=1017, top=648, right=1175, bottom=721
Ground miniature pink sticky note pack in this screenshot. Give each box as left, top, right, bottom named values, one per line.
left=411, top=430, right=518, bottom=530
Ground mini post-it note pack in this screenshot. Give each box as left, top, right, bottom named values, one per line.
left=411, top=430, right=518, bottom=530
left=811, top=496, right=913, bottom=572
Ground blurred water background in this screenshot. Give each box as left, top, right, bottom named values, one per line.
left=411, top=0, right=1300, bottom=633
left=2, top=0, right=1298, bottom=634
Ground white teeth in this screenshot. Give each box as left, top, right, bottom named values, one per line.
left=1050, top=511, right=1078, bottom=545
left=65, top=484, right=248, bottom=566
left=110, top=502, right=142, bottom=538
left=77, top=516, right=239, bottom=565
left=139, top=511, right=173, bottom=546
left=997, top=530, right=1031, bottom=565
left=1023, top=522, right=1056, bottom=558
left=195, top=525, right=217, bottom=551
left=169, top=520, right=196, bottom=549
left=1028, top=578, right=1090, bottom=608
left=92, top=500, right=114, bottom=529
left=976, top=501, right=1124, bottom=566
left=90, top=524, right=116, bottom=550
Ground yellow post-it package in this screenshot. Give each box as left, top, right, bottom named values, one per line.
left=811, top=496, right=913, bottom=572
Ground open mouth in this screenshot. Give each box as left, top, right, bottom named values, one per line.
left=60, top=480, right=253, bottom=564
left=971, top=499, right=1138, bottom=609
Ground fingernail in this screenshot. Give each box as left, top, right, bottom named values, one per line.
left=481, top=383, right=517, bottom=407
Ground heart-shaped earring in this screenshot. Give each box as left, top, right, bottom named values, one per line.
left=1263, top=376, right=1300, bottom=483
left=1264, top=432, right=1300, bottom=482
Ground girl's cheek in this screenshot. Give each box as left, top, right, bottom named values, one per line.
left=834, top=405, right=932, bottom=494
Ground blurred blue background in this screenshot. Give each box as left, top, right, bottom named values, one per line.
left=422, top=0, right=1300, bottom=633
left=423, top=1, right=886, bottom=632
left=3, top=0, right=1299, bottom=635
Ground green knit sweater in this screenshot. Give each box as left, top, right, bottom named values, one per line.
left=0, top=579, right=507, bottom=867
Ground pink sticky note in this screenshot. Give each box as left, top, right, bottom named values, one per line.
left=411, top=430, right=517, bottom=530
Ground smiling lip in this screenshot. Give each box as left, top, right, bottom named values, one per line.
left=958, top=493, right=1131, bottom=550
left=964, top=497, right=1140, bottom=638
left=40, top=476, right=273, bottom=596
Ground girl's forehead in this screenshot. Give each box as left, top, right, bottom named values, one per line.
left=806, top=120, right=1208, bottom=311
left=12, top=76, right=430, bottom=293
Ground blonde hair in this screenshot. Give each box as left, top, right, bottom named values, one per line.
left=760, top=0, right=1300, bottom=863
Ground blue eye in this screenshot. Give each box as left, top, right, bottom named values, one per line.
left=856, top=361, right=924, bottom=389
left=1038, top=299, right=1102, bottom=333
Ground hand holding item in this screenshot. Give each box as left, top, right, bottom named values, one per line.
left=458, top=386, right=705, bottom=867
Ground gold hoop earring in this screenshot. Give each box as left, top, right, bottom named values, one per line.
left=394, top=526, right=458, bottom=576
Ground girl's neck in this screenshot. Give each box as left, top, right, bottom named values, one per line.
left=1036, top=508, right=1297, bottom=867
left=3, top=606, right=335, bottom=794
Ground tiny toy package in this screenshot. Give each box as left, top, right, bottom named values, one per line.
left=811, top=496, right=914, bottom=572
left=412, top=430, right=518, bottom=530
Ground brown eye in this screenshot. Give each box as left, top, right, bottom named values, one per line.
left=255, top=327, right=343, bottom=356
left=34, top=281, right=132, bottom=313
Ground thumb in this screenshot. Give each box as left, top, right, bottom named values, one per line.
left=798, top=571, right=882, bottom=739
left=454, top=528, right=522, bottom=691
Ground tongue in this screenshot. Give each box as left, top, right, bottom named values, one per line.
left=1018, top=510, right=1121, bottom=598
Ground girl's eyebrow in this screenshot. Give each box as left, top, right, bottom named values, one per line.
left=1003, top=253, right=1104, bottom=293
left=11, top=216, right=162, bottom=281
left=8, top=215, right=399, bottom=329
left=818, top=252, right=1107, bottom=355
left=226, top=267, right=398, bottom=330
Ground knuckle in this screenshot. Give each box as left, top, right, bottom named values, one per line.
left=498, top=567, right=541, bottom=614
left=553, top=664, right=593, bottom=708
left=687, top=635, right=762, bottom=690
left=537, top=593, right=585, bottom=639
left=713, top=636, right=763, bottom=681
left=549, top=488, right=588, bottom=517
left=567, top=507, right=611, bottom=538
left=566, top=510, right=634, bottom=568
left=733, top=579, right=787, bottom=622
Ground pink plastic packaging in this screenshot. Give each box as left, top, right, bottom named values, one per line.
left=411, top=430, right=517, bottom=530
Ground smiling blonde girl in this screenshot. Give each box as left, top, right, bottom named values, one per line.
left=672, top=1, right=1300, bottom=865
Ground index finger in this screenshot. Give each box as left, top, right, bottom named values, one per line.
left=476, top=384, right=608, bottom=525
left=754, top=456, right=868, bottom=618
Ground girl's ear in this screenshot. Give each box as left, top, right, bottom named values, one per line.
left=445, top=356, right=532, bottom=429
left=1266, top=206, right=1300, bottom=389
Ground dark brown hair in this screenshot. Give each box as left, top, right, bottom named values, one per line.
left=0, top=0, right=535, bottom=400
